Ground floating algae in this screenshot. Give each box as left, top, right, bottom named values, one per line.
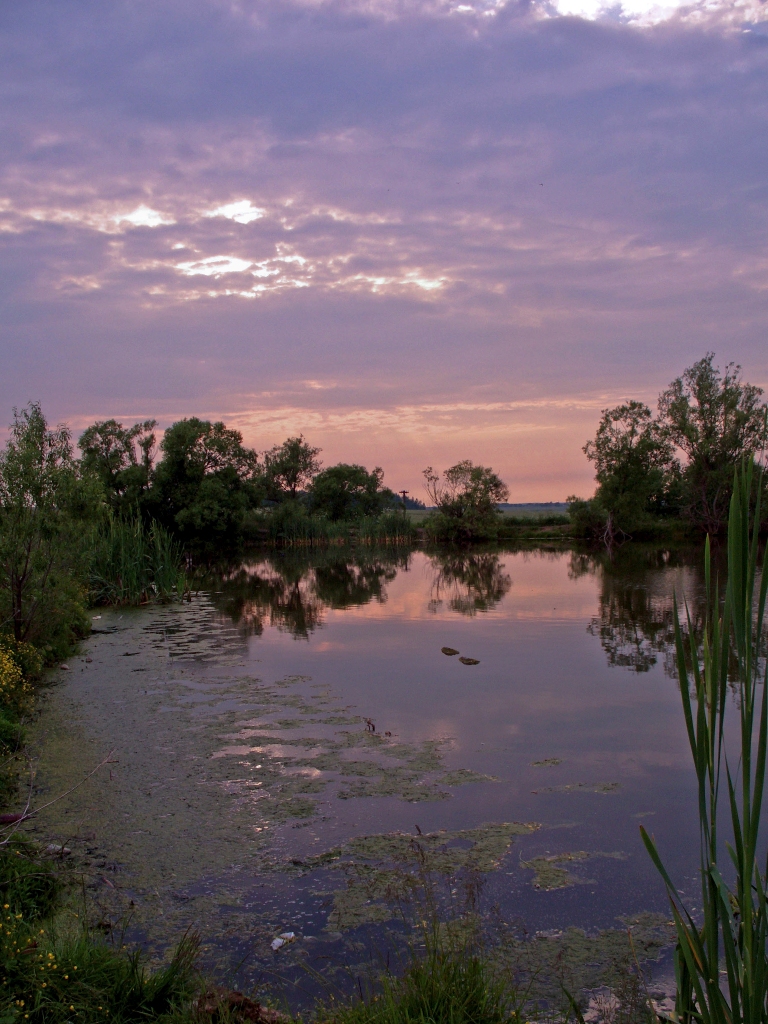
left=531, top=758, right=562, bottom=767
left=489, top=913, right=675, bottom=1007
left=521, top=851, right=628, bottom=890
left=303, top=822, right=541, bottom=930
left=533, top=781, right=620, bottom=795
left=437, top=769, right=498, bottom=786
left=441, top=647, right=460, bottom=656
left=459, top=657, right=480, bottom=665
left=24, top=600, right=507, bottom=960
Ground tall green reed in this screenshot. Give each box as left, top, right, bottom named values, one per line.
left=259, top=507, right=414, bottom=546
left=89, top=517, right=187, bottom=605
left=641, top=464, right=768, bottom=1024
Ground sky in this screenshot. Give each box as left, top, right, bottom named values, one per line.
left=1, top=0, right=767, bottom=501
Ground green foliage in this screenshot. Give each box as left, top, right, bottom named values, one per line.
left=0, top=403, right=95, bottom=651
left=423, top=462, right=508, bottom=542
left=148, top=418, right=260, bottom=547
left=0, top=838, right=196, bottom=1024
left=255, top=503, right=413, bottom=546
left=0, top=641, right=33, bottom=719
left=264, top=434, right=322, bottom=500
left=656, top=354, right=767, bottom=531
left=89, top=518, right=186, bottom=605
left=310, top=463, right=394, bottom=520
left=319, top=937, right=522, bottom=1024
left=0, top=842, right=60, bottom=922
left=641, top=464, right=768, bottom=1024
left=78, top=419, right=157, bottom=516
left=1, top=921, right=199, bottom=1024
left=0, top=836, right=197, bottom=1024
left=582, top=401, right=679, bottom=534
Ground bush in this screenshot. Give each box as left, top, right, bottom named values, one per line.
left=0, top=646, right=32, bottom=720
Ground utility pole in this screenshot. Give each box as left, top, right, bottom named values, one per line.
left=399, top=489, right=409, bottom=512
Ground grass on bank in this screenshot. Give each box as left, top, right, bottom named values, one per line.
left=0, top=839, right=198, bottom=1024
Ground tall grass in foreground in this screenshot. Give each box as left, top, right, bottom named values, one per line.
left=318, top=945, right=521, bottom=1024
left=89, top=517, right=187, bottom=605
left=641, top=464, right=768, bottom=1024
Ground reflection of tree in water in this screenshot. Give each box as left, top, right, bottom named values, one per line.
left=206, top=547, right=410, bottom=638
left=428, top=550, right=512, bottom=616
left=571, top=546, right=710, bottom=675
left=314, top=561, right=398, bottom=609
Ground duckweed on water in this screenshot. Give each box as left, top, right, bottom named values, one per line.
left=490, top=913, right=674, bottom=1007
left=24, top=602, right=510, bottom=961
left=532, top=782, right=620, bottom=795
left=296, top=823, right=541, bottom=930
left=520, top=851, right=628, bottom=891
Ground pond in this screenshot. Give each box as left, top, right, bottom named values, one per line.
left=26, top=542, right=714, bottom=1010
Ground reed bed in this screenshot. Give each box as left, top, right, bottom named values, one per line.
left=642, top=464, right=768, bottom=1024
left=259, top=510, right=415, bottom=547
left=88, top=517, right=187, bottom=605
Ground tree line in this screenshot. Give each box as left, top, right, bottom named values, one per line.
left=0, top=402, right=509, bottom=654
left=1, top=351, right=764, bottom=658
left=77, top=417, right=402, bottom=545
left=570, top=353, right=768, bottom=541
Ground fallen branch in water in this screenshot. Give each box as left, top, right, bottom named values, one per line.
left=0, top=749, right=116, bottom=847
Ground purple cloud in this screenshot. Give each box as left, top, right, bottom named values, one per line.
left=1, top=0, right=767, bottom=498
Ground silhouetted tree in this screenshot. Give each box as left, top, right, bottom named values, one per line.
left=658, top=354, right=767, bottom=531
left=78, top=418, right=157, bottom=514
left=423, top=460, right=508, bottom=541
left=264, top=435, right=321, bottom=500
left=310, top=463, right=394, bottom=520
left=149, top=418, right=260, bottom=546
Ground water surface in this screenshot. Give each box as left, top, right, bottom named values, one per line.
left=28, top=543, right=712, bottom=1005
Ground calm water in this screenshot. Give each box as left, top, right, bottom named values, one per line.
left=28, top=543, right=717, bottom=1004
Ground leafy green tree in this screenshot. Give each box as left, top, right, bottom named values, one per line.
left=581, top=401, right=678, bottom=535
left=78, top=418, right=157, bottom=514
left=657, top=354, right=767, bottom=531
left=310, top=463, right=394, bottom=520
left=423, top=460, right=508, bottom=541
left=264, top=435, right=321, bottom=500
left=0, top=403, right=96, bottom=654
left=149, top=418, right=260, bottom=546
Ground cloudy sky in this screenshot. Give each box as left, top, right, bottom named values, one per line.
left=2, top=0, right=767, bottom=500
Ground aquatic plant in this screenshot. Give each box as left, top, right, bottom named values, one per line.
left=318, top=941, right=522, bottom=1024
left=641, top=464, right=768, bottom=1024
left=257, top=506, right=414, bottom=546
left=88, top=517, right=187, bottom=605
